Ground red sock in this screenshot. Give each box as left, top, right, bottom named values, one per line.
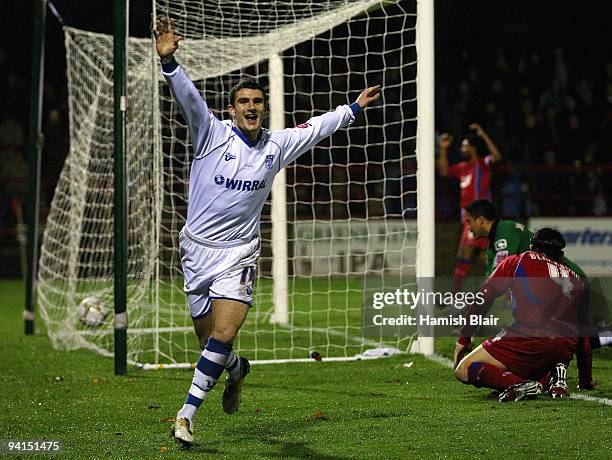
left=468, top=362, right=528, bottom=390
left=452, top=259, right=472, bottom=293
left=538, top=372, right=551, bottom=390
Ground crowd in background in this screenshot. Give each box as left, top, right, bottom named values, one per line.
left=0, top=39, right=69, bottom=245
left=436, top=45, right=612, bottom=221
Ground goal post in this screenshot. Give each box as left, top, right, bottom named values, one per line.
left=112, top=0, right=128, bottom=375
left=37, top=0, right=435, bottom=367
left=415, top=0, right=435, bottom=356
left=269, top=52, right=289, bottom=326
left=25, top=0, right=46, bottom=336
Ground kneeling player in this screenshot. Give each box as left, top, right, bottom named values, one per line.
left=453, top=228, right=588, bottom=402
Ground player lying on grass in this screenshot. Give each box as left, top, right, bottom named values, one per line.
left=453, top=228, right=590, bottom=402
left=437, top=124, right=502, bottom=292
left=155, top=18, right=381, bottom=446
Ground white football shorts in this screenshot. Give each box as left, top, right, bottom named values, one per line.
left=179, top=228, right=260, bottom=318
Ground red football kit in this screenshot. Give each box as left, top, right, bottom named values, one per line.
left=459, top=251, right=587, bottom=379
left=449, top=155, right=493, bottom=249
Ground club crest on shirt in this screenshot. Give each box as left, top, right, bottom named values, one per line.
left=495, top=239, right=508, bottom=250
left=264, top=155, right=275, bottom=170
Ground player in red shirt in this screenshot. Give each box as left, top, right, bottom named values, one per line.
left=453, top=228, right=589, bottom=402
left=437, top=123, right=502, bottom=293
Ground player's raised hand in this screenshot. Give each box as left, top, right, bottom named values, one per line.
left=438, top=133, right=453, bottom=149
left=356, top=85, right=381, bottom=109
left=469, top=122, right=485, bottom=137
left=155, top=18, right=183, bottom=59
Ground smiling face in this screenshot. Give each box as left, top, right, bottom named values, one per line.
left=228, top=88, right=266, bottom=142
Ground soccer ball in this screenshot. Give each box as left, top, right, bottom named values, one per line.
left=76, top=296, right=109, bottom=327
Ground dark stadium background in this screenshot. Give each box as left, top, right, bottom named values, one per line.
left=2, top=0, right=611, bottom=276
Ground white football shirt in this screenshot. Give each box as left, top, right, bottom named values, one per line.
left=163, top=64, right=358, bottom=245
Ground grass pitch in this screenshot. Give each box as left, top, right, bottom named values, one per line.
left=1, top=279, right=611, bottom=458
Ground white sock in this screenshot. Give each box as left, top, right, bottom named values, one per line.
left=176, top=338, right=231, bottom=421
left=177, top=404, right=197, bottom=421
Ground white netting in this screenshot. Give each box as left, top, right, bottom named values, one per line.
left=37, top=0, right=418, bottom=366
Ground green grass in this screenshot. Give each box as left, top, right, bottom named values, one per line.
left=2, top=279, right=611, bottom=459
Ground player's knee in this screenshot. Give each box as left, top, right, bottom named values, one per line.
left=211, top=326, right=238, bottom=344
left=454, top=360, right=469, bottom=383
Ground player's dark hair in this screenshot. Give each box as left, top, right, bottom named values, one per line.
left=530, top=228, right=565, bottom=262
left=228, top=79, right=267, bottom=107
left=464, top=132, right=487, bottom=156
left=465, top=199, right=498, bottom=221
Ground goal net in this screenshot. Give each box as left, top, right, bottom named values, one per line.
left=37, top=0, right=423, bottom=367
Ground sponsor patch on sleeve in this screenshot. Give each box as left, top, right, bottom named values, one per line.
left=494, top=250, right=509, bottom=267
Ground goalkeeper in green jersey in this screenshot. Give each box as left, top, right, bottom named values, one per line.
left=464, top=199, right=587, bottom=278
left=463, top=199, right=532, bottom=275
left=463, top=199, right=591, bottom=301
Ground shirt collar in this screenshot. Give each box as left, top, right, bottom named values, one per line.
left=232, top=126, right=261, bottom=148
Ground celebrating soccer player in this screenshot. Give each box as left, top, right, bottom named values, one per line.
left=453, top=228, right=590, bottom=402
left=437, top=125, right=502, bottom=292
left=155, top=18, right=381, bottom=446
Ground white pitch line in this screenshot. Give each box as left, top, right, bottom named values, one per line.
left=568, top=393, right=612, bottom=406
left=423, top=354, right=612, bottom=406
left=425, top=354, right=454, bottom=368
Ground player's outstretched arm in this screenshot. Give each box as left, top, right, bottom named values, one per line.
left=276, top=85, right=381, bottom=169
left=155, top=18, right=183, bottom=59
left=355, top=85, right=382, bottom=109
left=156, top=18, right=224, bottom=157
